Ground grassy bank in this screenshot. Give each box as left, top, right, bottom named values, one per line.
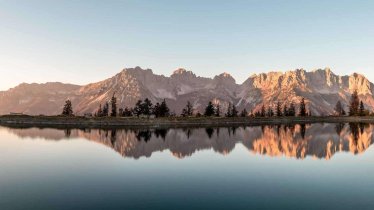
left=1, top=115, right=374, bottom=129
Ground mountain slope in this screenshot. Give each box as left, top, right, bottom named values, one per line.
left=0, top=67, right=373, bottom=115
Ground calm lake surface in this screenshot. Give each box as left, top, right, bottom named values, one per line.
left=1, top=123, right=374, bottom=210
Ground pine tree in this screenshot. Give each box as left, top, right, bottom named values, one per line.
left=299, top=98, right=307, bottom=116
left=102, top=102, right=109, bottom=116
left=349, top=90, right=360, bottom=116
left=231, top=105, right=238, bottom=117
left=288, top=102, right=296, bottom=116
left=276, top=101, right=282, bottom=117
left=226, top=103, right=233, bottom=117
left=62, top=100, right=73, bottom=116
left=335, top=101, right=344, bottom=116
left=110, top=94, right=117, bottom=117
left=142, top=98, right=153, bottom=116
left=283, top=104, right=289, bottom=116
left=204, top=101, right=215, bottom=116
left=153, top=102, right=161, bottom=117
left=133, top=100, right=143, bottom=117
left=215, top=103, right=221, bottom=117
left=182, top=101, right=194, bottom=117
left=240, top=109, right=248, bottom=117
left=260, top=104, right=266, bottom=117
left=159, top=99, right=170, bottom=117
left=97, top=104, right=103, bottom=117
left=359, top=100, right=366, bottom=116
left=267, top=106, right=274, bottom=117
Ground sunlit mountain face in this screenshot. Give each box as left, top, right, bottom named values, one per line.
left=1, top=67, right=374, bottom=116
left=5, top=123, right=373, bottom=160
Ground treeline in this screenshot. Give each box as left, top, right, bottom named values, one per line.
left=61, top=90, right=371, bottom=118
left=335, top=90, right=370, bottom=116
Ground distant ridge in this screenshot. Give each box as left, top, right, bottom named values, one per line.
left=1, top=66, right=373, bottom=116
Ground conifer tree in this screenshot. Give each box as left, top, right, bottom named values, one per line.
left=276, top=102, right=282, bottom=117
left=267, top=106, right=274, bottom=117
left=283, top=104, right=289, bottom=116
left=97, top=104, right=103, bottom=117
left=299, top=98, right=307, bottom=116
left=215, top=103, right=221, bottom=117
left=102, top=102, right=109, bottom=116
left=159, top=99, right=170, bottom=117
left=110, top=94, right=117, bottom=117
left=226, top=103, right=233, bottom=117
left=359, top=101, right=366, bottom=116
left=349, top=90, right=360, bottom=116
left=204, top=101, right=215, bottom=116
left=62, top=100, right=73, bottom=116
left=260, top=104, right=266, bottom=117
left=182, top=101, right=194, bottom=117
left=142, top=98, right=153, bottom=116
left=335, top=101, right=345, bottom=116
left=133, top=100, right=143, bottom=117
left=288, top=102, right=296, bottom=116
left=231, top=104, right=238, bottom=117
left=240, top=109, right=248, bottom=117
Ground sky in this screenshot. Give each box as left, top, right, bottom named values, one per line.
left=0, top=0, right=374, bottom=91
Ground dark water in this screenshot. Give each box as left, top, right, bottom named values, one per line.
left=1, top=123, right=374, bottom=210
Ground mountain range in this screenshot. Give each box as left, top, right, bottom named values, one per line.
left=1, top=66, right=373, bottom=116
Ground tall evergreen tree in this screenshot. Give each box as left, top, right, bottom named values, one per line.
left=215, top=103, right=221, bottom=117
left=276, top=102, right=282, bottom=117
left=97, top=104, right=103, bottom=117
left=182, top=101, right=194, bottom=117
left=158, top=99, right=170, bottom=117
left=231, top=104, right=238, bottom=117
left=110, top=94, right=117, bottom=117
left=142, top=98, right=153, bottom=116
left=283, top=104, right=289, bottom=116
left=267, top=106, right=274, bottom=117
left=62, top=100, right=73, bottom=116
left=102, top=102, right=109, bottom=116
left=260, top=104, right=266, bottom=117
left=349, top=90, right=360, bottom=116
left=153, top=102, right=161, bottom=117
left=226, top=103, right=233, bottom=117
left=240, top=108, right=248, bottom=117
left=359, top=100, right=366, bottom=116
left=133, top=100, right=143, bottom=117
left=204, top=101, right=215, bottom=116
left=335, top=100, right=345, bottom=116
left=288, top=102, right=296, bottom=116
left=299, top=98, right=307, bottom=116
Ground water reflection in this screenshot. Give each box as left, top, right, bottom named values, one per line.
left=4, top=123, right=374, bottom=160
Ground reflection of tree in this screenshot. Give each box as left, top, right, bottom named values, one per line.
left=182, top=129, right=192, bottom=139
left=335, top=123, right=345, bottom=136
left=216, top=128, right=220, bottom=137
left=136, top=130, right=152, bottom=142
left=299, top=124, right=306, bottom=139
left=110, top=129, right=117, bottom=145
left=64, top=129, right=71, bottom=138
left=154, top=129, right=168, bottom=140
left=349, top=123, right=360, bottom=145
left=205, top=127, right=214, bottom=139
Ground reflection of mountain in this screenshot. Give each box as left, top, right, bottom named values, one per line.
left=5, top=123, right=374, bottom=160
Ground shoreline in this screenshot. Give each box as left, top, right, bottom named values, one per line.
left=1, top=115, right=374, bottom=129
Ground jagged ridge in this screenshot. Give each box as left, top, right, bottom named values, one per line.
left=0, top=67, right=373, bottom=115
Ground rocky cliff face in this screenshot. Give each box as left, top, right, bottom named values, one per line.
left=0, top=67, right=373, bottom=115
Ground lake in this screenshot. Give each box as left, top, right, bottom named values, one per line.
left=1, top=123, right=374, bottom=210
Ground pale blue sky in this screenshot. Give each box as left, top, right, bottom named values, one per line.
left=1, top=0, right=373, bottom=90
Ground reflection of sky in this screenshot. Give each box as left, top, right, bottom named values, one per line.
left=1, top=127, right=374, bottom=209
